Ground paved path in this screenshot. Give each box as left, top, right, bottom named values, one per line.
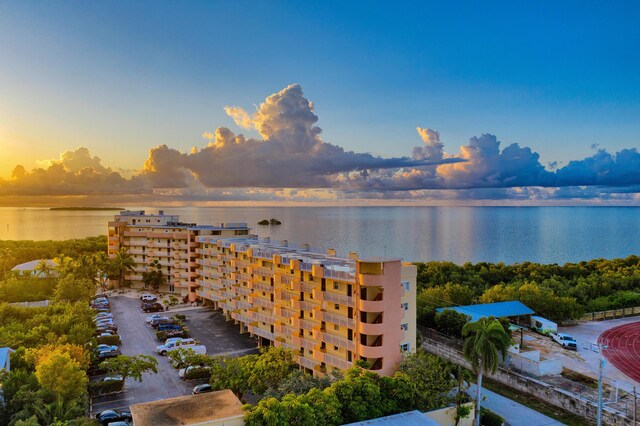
left=468, top=384, right=565, bottom=426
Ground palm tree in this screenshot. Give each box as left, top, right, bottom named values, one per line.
left=111, top=247, right=134, bottom=291
left=462, top=318, right=512, bottom=426
left=35, top=259, right=55, bottom=279
left=0, top=248, right=16, bottom=277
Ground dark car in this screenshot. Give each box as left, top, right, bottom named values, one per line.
left=151, top=318, right=173, bottom=328
left=94, top=327, right=118, bottom=336
left=142, top=302, right=164, bottom=312
left=192, top=383, right=213, bottom=394
left=95, top=409, right=132, bottom=426
left=97, top=348, right=121, bottom=360
left=157, top=323, right=182, bottom=331
left=163, top=329, right=188, bottom=338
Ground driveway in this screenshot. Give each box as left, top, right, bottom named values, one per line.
left=89, top=294, right=257, bottom=416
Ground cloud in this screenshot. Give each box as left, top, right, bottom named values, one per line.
left=4, top=84, right=640, bottom=204
left=0, top=147, right=145, bottom=196
left=141, top=84, right=455, bottom=189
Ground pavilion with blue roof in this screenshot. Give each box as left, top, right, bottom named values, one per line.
left=436, top=301, right=535, bottom=322
left=0, top=347, right=15, bottom=372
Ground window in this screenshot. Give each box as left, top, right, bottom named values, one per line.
left=401, top=303, right=409, bottom=311
left=334, top=324, right=339, bottom=331
left=400, top=343, right=410, bottom=352
left=334, top=346, right=338, bottom=351
left=335, top=304, right=340, bottom=310
left=401, top=281, right=410, bottom=291
left=401, top=323, right=409, bottom=331
left=169, top=284, right=175, bottom=292
left=333, top=283, right=339, bottom=290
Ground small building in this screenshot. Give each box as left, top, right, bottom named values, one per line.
left=11, top=259, right=57, bottom=278
left=343, top=410, right=441, bottom=426
left=436, top=301, right=534, bottom=322
left=0, top=347, right=15, bottom=372
left=129, top=389, right=244, bottom=426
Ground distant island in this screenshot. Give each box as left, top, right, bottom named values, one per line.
left=258, top=218, right=282, bottom=225
left=50, top=207, right=125, bottom=211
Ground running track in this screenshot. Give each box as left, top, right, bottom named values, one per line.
left=598, top=321, right=640, bottom=382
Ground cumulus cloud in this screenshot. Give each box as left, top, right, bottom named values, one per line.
left=0, top=147, right=145, bottom=196
left=141, top=84, right=455, bottom=189
left=4, top=84, right=640, bottom=204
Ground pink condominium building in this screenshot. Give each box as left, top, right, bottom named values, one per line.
left=109, top=211, right=417, bottom=376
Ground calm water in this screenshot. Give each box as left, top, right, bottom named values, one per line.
left=0, top=207, right=638, bottom=265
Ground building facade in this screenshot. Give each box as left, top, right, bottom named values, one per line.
left=108, top=211, right=416, bottom=376
left=107, top=210, right=249, bottom=299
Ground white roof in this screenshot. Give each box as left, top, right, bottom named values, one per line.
left=11, top=259, right=57, bottom=273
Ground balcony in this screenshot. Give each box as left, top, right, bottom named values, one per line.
left=252, top=266, right=273, bottom=276
left=323, top=332, right=356, bottom=351
left=358, top=273, right=384, bottom=287
left=300, top=281, right=315, bottom=292
left=249, top=326, right=275, bottom=341
left=358, top=299, right=384, bottom=312
left=251, top=281, right=273, bottom=293
left=324, top=353, right=352, bottom=370
left=359, top=343, right=385, bottom=358
left=322, top=311, right=355, bottom=328
left=322, top=291, right=355, bottom=307
left=299, top=356, right=320, bottom=370
left=235, top=285, right=251, bottom=296
left=300, top=336, right=316, bottom=350
left=358, top=321, right=385, bottom=335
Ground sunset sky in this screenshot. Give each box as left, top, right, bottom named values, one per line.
left=1, top=1, right=640, bottom=205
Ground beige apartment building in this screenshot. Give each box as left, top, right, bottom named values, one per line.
left=108, top=211, right=416, bottom=376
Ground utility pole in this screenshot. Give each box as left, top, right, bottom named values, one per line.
left=634, top=385, right=637, bottom=426
left=598, top=356, right=606, bottom=426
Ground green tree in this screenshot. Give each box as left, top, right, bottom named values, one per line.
left=53, top=274, right=95, bottom=303
left=142, top=259, right=164, bottom=291
left=0, top=247, right=16, bottom=278
left=34, top=259, right=55, bottom=280
left=110, top=247, right=134, bottom=290
left=99, top=355, right=158, bottom=389
left=34, top=351, right=88, bottom=403
left=94, top=252, right=112, bottom=292
left=393, top=350, right=454, bottom=411
left=210, top=354, right=259, bottom=400
left=462, top=318, right=512, bottom=426
left=248, top=347, right=297, bottom=395
left=435, top=310, right=470, bottom=338
left=329, top=367, right=384, bottom=423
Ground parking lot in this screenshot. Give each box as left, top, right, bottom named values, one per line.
left=90, top=294, right=258, bottom=416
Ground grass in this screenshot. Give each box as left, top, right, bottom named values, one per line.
left=482, top=377, right=592, bottom=426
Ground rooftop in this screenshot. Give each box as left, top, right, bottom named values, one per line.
left=11, top=259, right=57, bottom=274
left=343, top=410, right=439, bottom=426
left=129, top=389, right=243, bottom=426
left=0, top=347, right=15, bottom=370
left=436, top=301, right=535, bottom=322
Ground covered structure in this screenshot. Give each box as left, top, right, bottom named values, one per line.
left=436, top=301, right=534, bottom=322
left=343, top=410, right=440, bottom=426
left=130, top=389, right=244, bottom=426
left=11, top=259, right=57, bottom=277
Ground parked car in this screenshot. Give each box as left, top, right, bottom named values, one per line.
left=142, top=302, right=165, bottom=312
left=97, top=348, right=121, bottom=360
left=192, top=383, right=213, bottom=394
left=94, top=313, right=113, bottom=321
left=93, top=307, right=111, bottom=313
left=179, top=365, right=211, bottom=380
left=146, top=314, right=168, bottom=323
left=151, top=318, right=174, bottom=328
left=140, top=293, right=158, bottom=302
left=95, top=409, right=132, bottom=426
left=163, top=329, right=188, bottom=339
left=551, top=332, right=577, bottom=350
left=94, top=293, right=109, bottom=299
left=97, top=344, right=119, bottom=352
left=101, top=375, right=124, bottom=382
left=157, top=338, right=206, bottom=356
left=157, top=323, right=182, bottom=331
left=96, top=320, right=116, bottom=328
left=95, top=326, right=118, bottom=336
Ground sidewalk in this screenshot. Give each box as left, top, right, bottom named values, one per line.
left=468, top=384, right=565, bottom=426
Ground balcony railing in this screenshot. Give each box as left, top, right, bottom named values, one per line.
left=250, top=311, right=275, bottom=324
left=322, top=311, right=356, bottom=328
left=323, top=332, right=356, bottom=351
left=321, top=291, right=355, bottom=307
left=299, top=356, right=320, bottom=369
left=324, top=353, right=351, bottom=370
left=251, top=281, right=273, bottom=293
left=324, top=268, right=355, bottom=282
left=249, top=326, right=275, bottom=341
left=252, top=266, right=273, bottom=276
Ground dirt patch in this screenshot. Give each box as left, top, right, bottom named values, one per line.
left=519, top=330, right=583, bottom=361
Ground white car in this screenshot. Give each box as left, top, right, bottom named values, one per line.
left=140, top=294, right=158, bottom=302
left=156, top=338, right=206, bottom=356
left=145, top=314, right=168, bottom=324
left=551, top=332, right=577, bottom=350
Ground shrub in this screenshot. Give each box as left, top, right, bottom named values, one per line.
left=96, top=335, right=121, bottom=346
left=174, top=314, right=187, bottom=320
left=184, top=367, right=212, bottom=380
left=435, top=310, right=469, bottom=338
left=88, top=379, right=124, bottom=396
left=480, top=407, right=504, bottom=426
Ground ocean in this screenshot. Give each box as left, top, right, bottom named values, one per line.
left=0, top=206, right=638, bottom=265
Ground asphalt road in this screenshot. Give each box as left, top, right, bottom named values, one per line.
left=89, top=294, right=257, bottom=417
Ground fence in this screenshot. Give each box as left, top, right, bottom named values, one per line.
left=9, top=300, right=50, bottom=308
left=581, top=306, right=640, bottom=322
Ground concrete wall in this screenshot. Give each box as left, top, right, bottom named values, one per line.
left=425, top=402, right=474, bottom=426
left=422, top=337, right=632, bottom=425
left=507, top=350, right=563, bottom=377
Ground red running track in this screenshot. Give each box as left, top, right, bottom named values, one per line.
left=599, top=321, right=640, bottom=383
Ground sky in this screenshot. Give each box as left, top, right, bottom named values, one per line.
left=1, top=1, right=640, bottom=205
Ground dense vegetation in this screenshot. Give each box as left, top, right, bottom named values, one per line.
left=0, top=237, right=108, bottom=425
left=416, top=256, right=640, bottom=323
